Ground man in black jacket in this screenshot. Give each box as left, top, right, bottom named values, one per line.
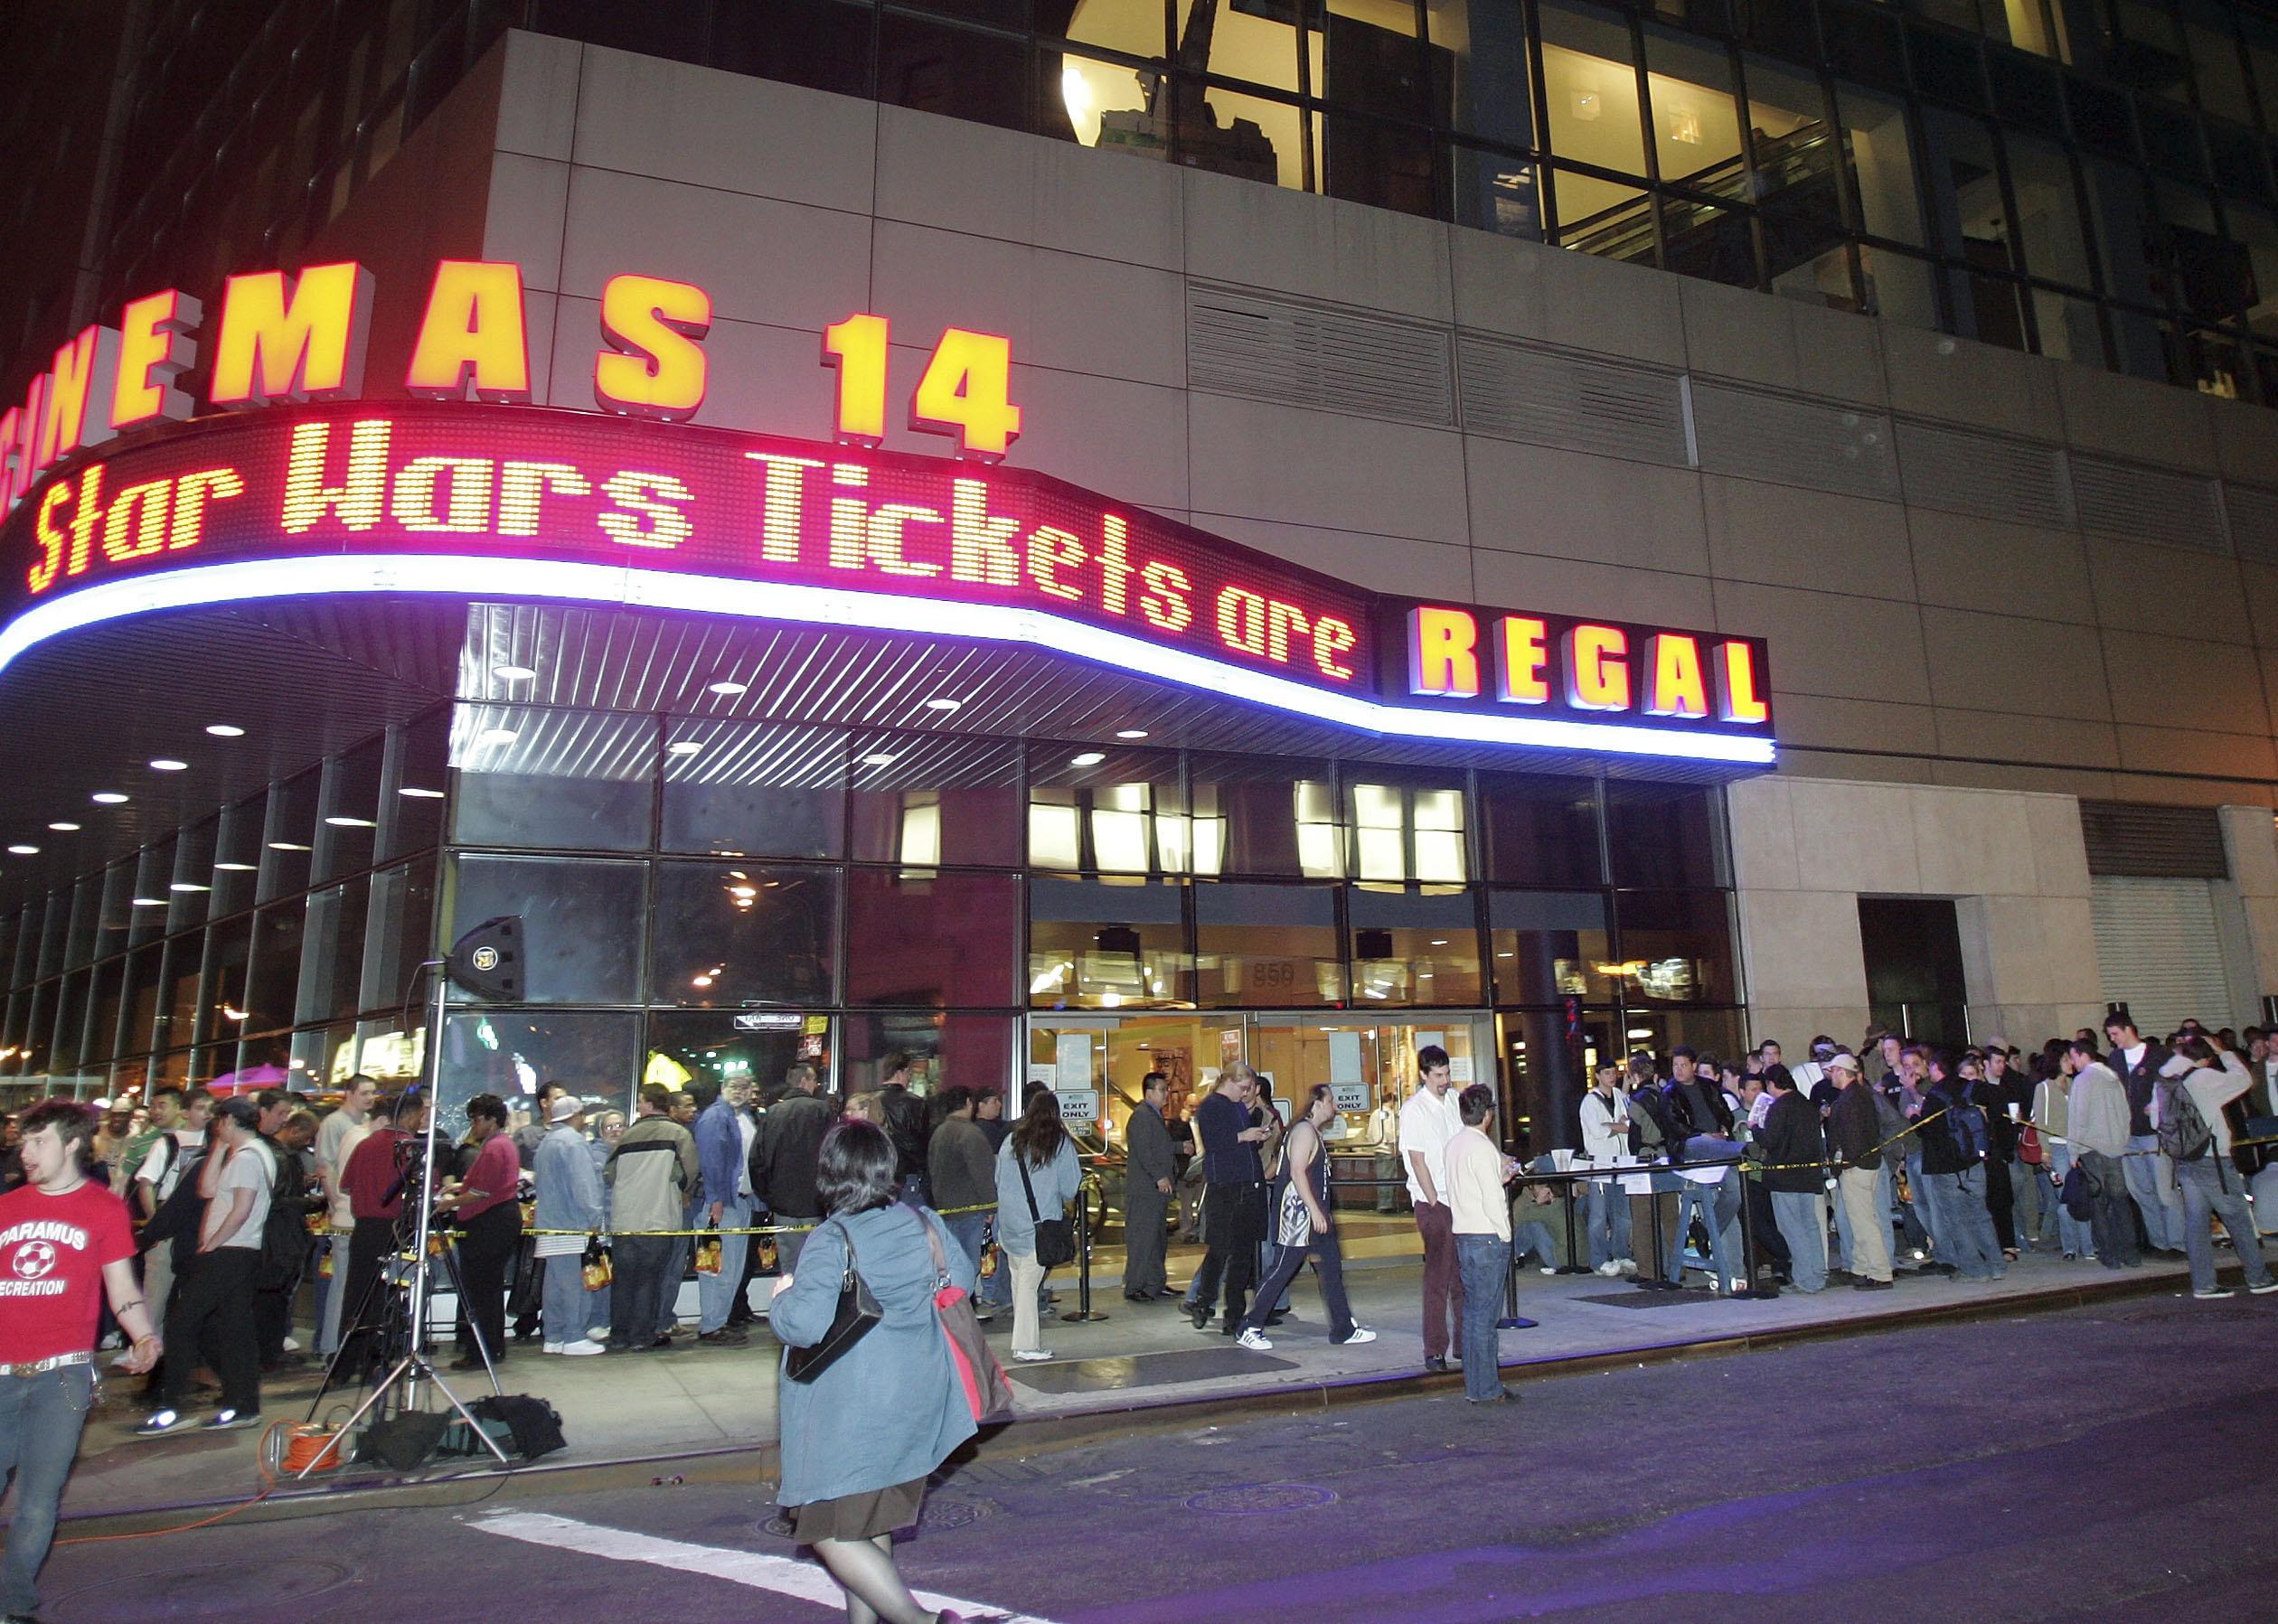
left=875, top=1052, right=932, bottom=1206
left=1759, top=1065, right=1829, bottom=1292
left=2103, top=1010, right=2183, bottom=1253
left=1918, top=1052, right=2004, bottom=1281
left=1825, top=1053, right=1892, bottom=1289
left=750, top=1063, right=834, bottom=1272
left=1122, top=1071, right=1178, bottom=1300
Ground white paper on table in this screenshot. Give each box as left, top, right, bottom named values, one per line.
left=1680, top=1161, right=1730, bottom=1186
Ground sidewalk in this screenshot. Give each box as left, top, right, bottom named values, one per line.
left=60, top=1238, right=2213, bottom=1529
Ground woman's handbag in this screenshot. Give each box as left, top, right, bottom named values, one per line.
left=1016, top=1153, right=1077, bottom=1269
left=784, top=1221, right=882, bottom=1384
left=2060, top=1160, right=2099, bottom=1223
left=923, top=1218, right=1014, bottom=1425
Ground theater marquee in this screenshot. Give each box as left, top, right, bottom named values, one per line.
left=0, top=258, right=1773, bottom=765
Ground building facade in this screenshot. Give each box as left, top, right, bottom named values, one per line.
left=7, top=12, right=2278, bottom=1145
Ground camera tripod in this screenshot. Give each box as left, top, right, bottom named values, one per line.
left=296, top=961, right=512, bottom=1475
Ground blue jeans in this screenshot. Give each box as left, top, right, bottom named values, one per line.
left=1926, top=1167, right=2004, bottom=1279
left=1512, top=1218, right=1559, bottom=1269
left=2123, top=1134, right=2184, bottom=1251
left=0, top=1362, right=93, bottom=1616
left=2177, top=1159, right=2274, bottom=1294
left=1771, top=1190, right=1828, bottom=1292
left=943, top=1211, right=989, bottom=1287
left=1585, top=1175, right=1631, bottom=1268
left=543, top=1253, right=602, bottom=1343
left=2047, top=1144, right=2094, bottom=1257
left=1669, top=1145, right=1741, bottom=1289
left=699, top=1199, right=752, bottom=1334
left=1454, top=1234, right=1511, bottom=1401
left=1906, top=1151, right=1934, bottom=1247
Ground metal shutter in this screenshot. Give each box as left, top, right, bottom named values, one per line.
left=2071, top=455, right=2227, bottom=553
left=2090, top=874, right=2234, bottom=1035
left=1894, top=419, right=2073, bottom=530
left=1689, top=380, right=1900, bottom=501
left=1454, top=334, right=1692, bottom=465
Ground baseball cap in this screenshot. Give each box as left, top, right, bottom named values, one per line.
left=1826, top=1051, right=1861, bottom=1074
left=548, top=1095, right=582, bottom=1122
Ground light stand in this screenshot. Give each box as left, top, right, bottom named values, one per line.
left=297, top=918, right=525, bottom=1476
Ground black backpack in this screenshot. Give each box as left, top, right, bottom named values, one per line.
left=256, top=1141, right=310, bottom=1290
left=1939, top=1089, right=1988, bottom=1165
left=137, top=1150, right=210, bottom=1253
left=2155, top=1078, right=2217, bottom=1168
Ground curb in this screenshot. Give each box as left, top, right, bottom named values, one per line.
left=54, top=1262, right=2207, bottom=1537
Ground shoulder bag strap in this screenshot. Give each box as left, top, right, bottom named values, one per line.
left=919, top=1208, right=952, bottom=1289
left=1015, top=1148, right=1043, bottom=1221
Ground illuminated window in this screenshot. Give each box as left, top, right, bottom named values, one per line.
left=1349, top=885, right=1482, bottom=1006
left=1028, top=745, right=1191, bottom=876
left=1348, top=775, right=1468, bottom=884
left=1028, top=878, right=1192, bottom=1009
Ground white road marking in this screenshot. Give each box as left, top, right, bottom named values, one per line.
left=472, top=1508, right=1062, bottom=1624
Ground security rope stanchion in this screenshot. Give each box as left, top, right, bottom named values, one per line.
left=1059, top=1174, right=1111, bottom=1324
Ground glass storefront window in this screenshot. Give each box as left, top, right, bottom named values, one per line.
left=96, top=861, right=135, bottom=963
left=844, top=868, right=1020, bottom=1008
left=300, top=877, right=371, bottom=1025
left=663, top=720, right=844, bottom=859
left=384, top=707, right=449, bottom=861
left=850, top=733, right=1021, bottom=868
left=654, top=859, right=838, bottom=1008
left=1480, top=772, right=1600, bottom=886
left=448, top=853, right=645, bottom=1004
left=1605, top=780, right=1725, bottom=887
left=261, top=769, right=320, bottom=901
left=1350, top=883, right=1481, bottom=1004
left=452, top=705, right=655, bottom=852
left=1030, top=745, right=1189, bottom=876
left=846, top=1010, right=1012, bottom=1098
left=167, top=820, right=216, bottom=936
left=212, top=796, right=263, bottom=918
left=121, top=943, right=160, bottom=1058
left=1030, top=877, right=1191, bottom=1009
left=1189, top=755, right=1342, bottom=879
left=246, top=905, right=304, bottom=1035
left=202, top=915, right=251, bottom=1052
left=1490, top=887, right=1614, bottom=1004
left=648, top=1009, right=832, bottom=1105
left=1614, top=889, right=1737, bottom=1004
left=1348, top=772, right=1467, bottom=884
left=1194, top=882, right=1342, bottom=1008
left=316, top=737, right=384, bottom=882
left=437, top=1009, right=641, bottom=1131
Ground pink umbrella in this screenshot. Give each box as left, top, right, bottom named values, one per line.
left=205, top=1064, right=292, bottom=1096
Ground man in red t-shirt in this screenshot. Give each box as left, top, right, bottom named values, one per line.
left=333, top=1092, right=421, bottom=1383
left=0, top=1100, right=160, bottom=1620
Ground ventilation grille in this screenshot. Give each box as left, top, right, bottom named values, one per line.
left=2079, top=800, right=2228, bottom=878
left=1455, top=335, right=1690, bottom=465
left=1186, top=285, right=1454, bottom=427
left=1689, top=382, right=1899, bottom=500
left=2071, top=455, right=2226, bottom=552
left=1894, top=420, right=2073, bottom=530
left=2225, top=485, right=2278, bottom=567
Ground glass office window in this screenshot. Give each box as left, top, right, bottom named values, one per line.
left=1189, top=756, right=1342, bottom=878
left=1351, top=884, right=1481, bottom=1005
left=2008, top=132, right=2094, bottom=288
left=2181, top=5, right=2254, bottom=126
left=1838, top=84, right=1927, bottom=247
left=1614, top=889, right=1737, bottom=1003
left=1431, top=0, right=1536, bottom=147
left=1194, top=881, right=1342, bottom=1007
left=844, top=868, right=1020, bottom=1008
left=1490, top=887, right=1614, bottom=1004
left=452, top=705, right=655, bottom=852
left=437, top=1009, right=641, bottom=1131
left=654, top=860, right=838, bottom=1008
left=663, top=721, right=845, bottom=859
left=880, top=14, right=1031, bottom=132
left=447, top=854, right=644, bottom=1004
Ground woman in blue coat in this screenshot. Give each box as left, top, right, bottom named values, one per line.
left=772, top=1119, right=976, bottom=1624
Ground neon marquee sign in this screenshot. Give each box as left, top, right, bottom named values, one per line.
left=0, top=255, right=1774, bottom=764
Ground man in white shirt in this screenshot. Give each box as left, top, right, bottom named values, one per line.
left=1577, top=1060, right=1633, bottom=1275
left=1445, top=1084, right=1520, bottom=1404
left=138, top=1097, right=274, bottom=1436
left=1398, top=1045, right=1465, bottom=1374
left=312, top=1075, right=377, bottom=1358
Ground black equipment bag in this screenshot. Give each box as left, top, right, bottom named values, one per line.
left=474, top=1394, right=567, bottom=1460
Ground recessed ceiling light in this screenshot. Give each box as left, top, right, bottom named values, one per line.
left=1069, top=751, right=1106, bottom=767
left=923, top=697, right=964, bottom=711
left=325, top=815, right=377, bottom=828
left=493, top=664, right=536, bottom=681
left=861, top=753, right=899, bottom=766
left=149, top=758, right=188, bottom=772
left=47, top=821, right=79, bottom=832
left=1430, top=938, right=1448, bottom=946
left=706, top=680, right=748, bottom=696
left=169, top=882, right=210, bottom=893
left=398, top=786, right=445, bottom=799
left=214, top=862, right=257, bottom=872
left=666, top=741, right=703, bottom=756
left=6, top=844, right=37, bottom=855
left=1115, top=728, right=1150, bottom=740
left=475, top=728, right=520, bottom=746
left=91, top=793, right=127, bottom=804
left=268, top=841, right=312, bottom=852
left=132, top=896, right=166, bottom=906
left=205, top=723, right=245, bottom=737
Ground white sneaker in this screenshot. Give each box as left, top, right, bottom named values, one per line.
left=588, top=1326, right=611, bottom=1340
left=1012, top=1348, right=1053, bottom=1363
left=1616, top=1259, right=1639, bottom=1275
left=1337, top=1328, right=1378, bottom=1346
left=1539, top=1266, right=1558, bottom=1276
left=1237, top=1328, right=1273, bottom=1351
left=1596, top=1261, right=1622, bottom=1278
left=546, top=1338, right=607, bottom=1356
left=282, top=1337, right=301, bottom=1353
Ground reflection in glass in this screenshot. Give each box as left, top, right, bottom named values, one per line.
left=448, top=854, right=645, bottom=1004
left=1190, top=756, right=1341, bottom=878
left=845, top=868, right=1020, bottom=1008
left=1605, top=781, right=1724, bottom=887
left=1030, top=746, right=1190, bottom=875
left=850, top=735, right=1021, bottom=867
left=663, top=721, right=844, bottom=859
left=844, top=1010, right=1013, bottom=1097
left=648, top=1009, right=831, bottom=1106
left=1195, top=883, right=1341, bottom=1007
left=1349, top=884, right=1481, bottom=1004
left=1490, top=888, right=1613, bottom=1004
left=1837, top=86, right=1925, bottom=249
left=653, top=861, right=838, bottom=1007
left=451, top=705, right=655, bottom=852
left=1029, top=878, right=1191, bottom=1009
left=1614, top=890, right=1737, bottom=1004
left=437, top=1009, right=641, bottom=1134
left=1541, top=2, right=1647, bottom=191
left=2007, top=132, right=2092, bottom=288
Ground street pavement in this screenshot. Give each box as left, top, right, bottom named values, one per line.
left=33, top=1289, right=2278, bottom=1622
